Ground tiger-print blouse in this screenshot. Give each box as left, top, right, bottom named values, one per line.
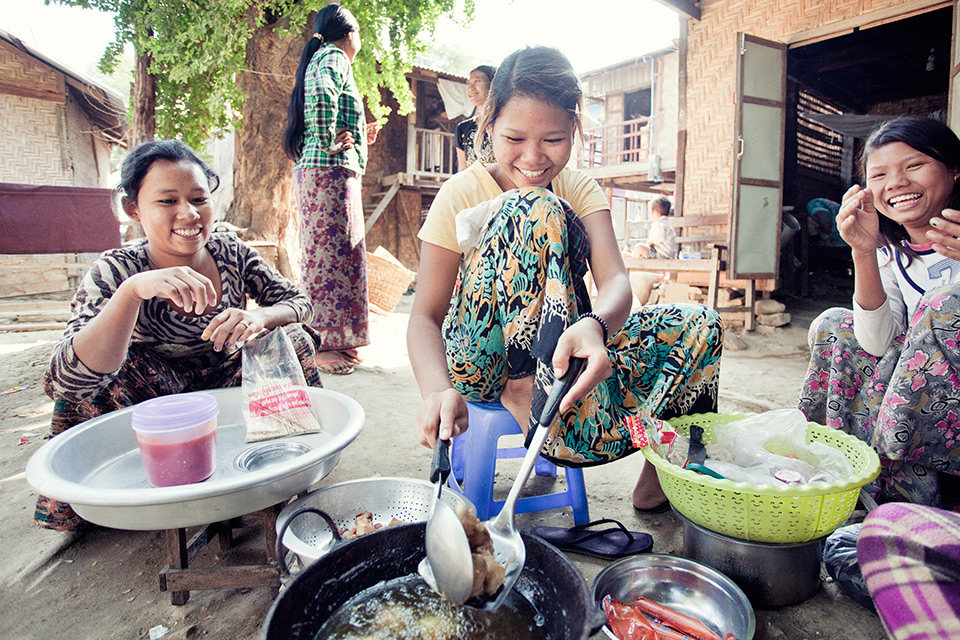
left=49, top=233, right=312, bottom=401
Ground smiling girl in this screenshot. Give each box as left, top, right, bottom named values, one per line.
left=799, top=116, right=960, bottom=506
left=407, top=46, right=723, bottom=512
left=35, top=140, right=323, bottom=530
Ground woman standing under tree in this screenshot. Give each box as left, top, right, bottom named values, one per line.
left=283, top=3, right=375, bottom=375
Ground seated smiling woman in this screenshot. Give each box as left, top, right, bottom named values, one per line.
left=35, top=140, right=324, bottom=531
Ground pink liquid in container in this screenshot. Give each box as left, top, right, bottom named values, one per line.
left=131, top=393, right=219, bottom=487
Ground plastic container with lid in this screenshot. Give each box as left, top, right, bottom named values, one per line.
left=131, top=393, right=219, bottom=487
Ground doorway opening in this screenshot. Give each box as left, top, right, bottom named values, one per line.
left=780, top=6, right=952, bottom=299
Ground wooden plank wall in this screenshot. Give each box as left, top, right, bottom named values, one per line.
left=365, top=186, right=423, bottom=272
left=0, top=253, right=95, bottom=298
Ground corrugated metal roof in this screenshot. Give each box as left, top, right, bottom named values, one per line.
left=580, top=45, right=679, bottom=79
left=408, top=64, right=468, bottom=82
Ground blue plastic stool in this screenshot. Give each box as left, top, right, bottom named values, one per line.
left=448, top=400, right=589, bottom=525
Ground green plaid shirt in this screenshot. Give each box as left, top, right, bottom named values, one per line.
left=295, top=44, right=366, bottom=174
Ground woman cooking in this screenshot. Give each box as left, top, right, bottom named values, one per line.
left=407, top=45, right=724, bottom=513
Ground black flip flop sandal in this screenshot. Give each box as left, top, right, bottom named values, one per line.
left=530, top=518, right=654, bottom=559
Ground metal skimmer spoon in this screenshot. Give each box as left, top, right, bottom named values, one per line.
left=420, top=438, right=474, bottom=604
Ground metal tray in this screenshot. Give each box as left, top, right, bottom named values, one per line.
left=26, top=387, right=364, bottom=530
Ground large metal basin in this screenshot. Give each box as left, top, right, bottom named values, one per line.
left=26, top=387, right=364, bottom=530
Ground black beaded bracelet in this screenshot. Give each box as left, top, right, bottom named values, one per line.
left=578, top=312, right=609, bottom=343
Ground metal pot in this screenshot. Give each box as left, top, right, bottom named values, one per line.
left=261, top=521, right=606, bottom=640
left=678, top=510, right=823, bottom=608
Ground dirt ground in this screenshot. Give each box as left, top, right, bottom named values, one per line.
left=0, top=283, right=887, bottom=640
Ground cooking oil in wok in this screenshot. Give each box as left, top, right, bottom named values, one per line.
left=315, top=574, right=548, bottom=640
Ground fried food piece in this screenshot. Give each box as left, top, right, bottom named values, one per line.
left=455, top=502, right=506, bottom=598
left=340, top=512, right=408, bottom=539
left=471, top=551, right=507, bottom=597
left=455, top=503, right=493, bottom=552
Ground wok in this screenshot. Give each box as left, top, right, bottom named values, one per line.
left=262, top=521, right=606, bottom=640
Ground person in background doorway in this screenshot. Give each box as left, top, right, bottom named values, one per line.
left=799, top=115, right=960, bottom=507
left=283, top=3, right=370, bottom=376
left=455, top=65, right=497, bottom=171
left=625, top=197, right=677, bottom=305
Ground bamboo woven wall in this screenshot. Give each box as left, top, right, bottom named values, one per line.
left=683, top=0, right=934, bottom=217
left=1, top=39, right=75, bottom=187
left=0, top=94, right=68, bottom=186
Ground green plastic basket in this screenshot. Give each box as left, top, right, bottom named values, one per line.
left=641, top=413, right=881, bottom=543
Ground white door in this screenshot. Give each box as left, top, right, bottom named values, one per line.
left=729, top=33, right=786, bottom=280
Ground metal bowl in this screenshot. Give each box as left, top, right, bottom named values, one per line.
left=592, top=554, right=756, bottom=640
left=277, top=477, right=475, bottom=565
left=26, top=387, right=364, bottom=530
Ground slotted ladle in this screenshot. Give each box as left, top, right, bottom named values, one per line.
left=481, top=356, right=585, bottom=611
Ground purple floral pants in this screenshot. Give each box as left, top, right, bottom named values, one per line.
left=798, top=284, right=960, bottom=506
left=295, top=166, right=369, bottom=351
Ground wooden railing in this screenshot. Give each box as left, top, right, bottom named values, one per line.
left=407, top=127, right=457, bottom=180
left=578, top=117, right=651, bottom=169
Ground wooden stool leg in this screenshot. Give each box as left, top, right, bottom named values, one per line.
left=165, top=528, right=190, bottom=606
left=218, top=517, right=240, bottom=551
left=744, top=279, right=757, bottom=332
left=262, top=503, right=283, bottom=564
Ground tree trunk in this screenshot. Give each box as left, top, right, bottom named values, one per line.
left=227, top=11, right=310, bottom=280
left=127, top=47, right=156, bottom=240
left=132, top=49, right=156, bottom=145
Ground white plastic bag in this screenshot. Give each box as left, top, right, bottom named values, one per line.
left=241, top=327, right=322, bottom=443
left=704, top=409, right=853, bottom=485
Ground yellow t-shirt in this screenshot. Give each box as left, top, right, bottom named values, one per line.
left=418, top=162, right=609, bottom=253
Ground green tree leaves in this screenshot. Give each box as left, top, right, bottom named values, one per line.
left=54, top=0, right=473, bottom=147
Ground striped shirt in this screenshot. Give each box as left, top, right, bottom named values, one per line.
left=295, top=43, right=366, bottom=174
left=49, top=233, right=313, bottom=401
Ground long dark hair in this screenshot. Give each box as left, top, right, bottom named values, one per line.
left=862, top=116, right=960, bottom=262
left=117, top=140, right=219, bottom=207
left=282, top=4, right=359, bottom=161
left=476, top=46, right=582, bottom=145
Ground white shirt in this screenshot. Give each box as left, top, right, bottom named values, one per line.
left=647, top=217, right=678, bottom=259
left=853, top=243, right=960, bottom=356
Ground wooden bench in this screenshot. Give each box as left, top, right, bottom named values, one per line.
left=0, top=253, right=96, bottom=299
left=624, top=215, right=758, bottom=331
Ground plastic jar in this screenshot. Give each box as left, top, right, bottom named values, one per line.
left=132, top=393, right=219, bottom=487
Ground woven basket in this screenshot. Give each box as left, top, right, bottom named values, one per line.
left=641, top=413, right=881, bottom=543
left=366, top=248, right=414, bottom=313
